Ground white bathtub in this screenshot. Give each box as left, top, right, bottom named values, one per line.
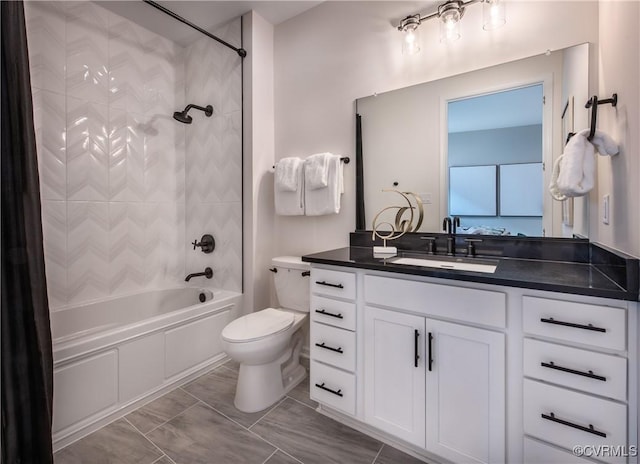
left=51, top=287, right=241, bottom=450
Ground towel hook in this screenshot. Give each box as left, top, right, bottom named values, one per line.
left=585, top=93, right=617, bottom=141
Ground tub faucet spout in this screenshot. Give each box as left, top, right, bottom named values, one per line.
left=185, top=267, right=213, bottom=282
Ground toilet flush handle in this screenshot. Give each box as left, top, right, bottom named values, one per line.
left=301, top=271, right=310, bottom=277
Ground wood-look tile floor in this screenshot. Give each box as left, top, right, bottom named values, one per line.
left=54, top=359, right=428, bottom=464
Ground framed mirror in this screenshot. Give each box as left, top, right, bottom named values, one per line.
left=355, top=43, right=590, bottom=238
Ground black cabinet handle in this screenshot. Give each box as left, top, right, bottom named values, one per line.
left=315, top=280, right=344, bottom=289
left=315, top=382, right=343, bottom=397
left=428, top=332, right=434, bottom=372
left=315, top=342, right=343, bottom=354
left=541, top=361, right=607, bottom=382
left=414, top=330, right=420, bottom=367
left=541, top=412, right=607, bottom=438
left=540, top=317, right=606, bottom=333
left=315, top=309, right=343, bottom=319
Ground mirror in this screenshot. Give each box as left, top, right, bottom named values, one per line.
left=356, top=43, right=590, bottom=238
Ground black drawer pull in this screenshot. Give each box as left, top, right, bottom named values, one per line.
left=541, top=412, right=607, bottom=438
left=302, top=271, right=310, bottom=277
left=414, top=330, right=420, bottom=368
left=315, top=382, right=343, bottom=397
left=541, top=361, right=607, bottom=382
left=540, top=317, right=606, bottom=333
left=315, top=309, right=344, bottom=319
left=428, top=332, right=434, bottom=372
left=315, top=280, right=344, bottom=289
left=315, top=342, right=343, bottom=354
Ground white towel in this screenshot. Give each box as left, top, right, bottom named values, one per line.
left=305, top=153, right=332, bottom=190
left=275, top=162, right=304, bottom=215
left=275, top=157, right=303, bottom=192
left=305, top=154, right=343, bottom=216
left=549, top=129, right=618, bottom=200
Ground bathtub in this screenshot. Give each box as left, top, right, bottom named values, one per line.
left=51, top=287, right=241, bottom=450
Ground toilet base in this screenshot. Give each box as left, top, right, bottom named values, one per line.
left=234, top=362, right=307, bottom=414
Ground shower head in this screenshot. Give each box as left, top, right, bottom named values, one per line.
left=173, top=104, right=214, bottom=124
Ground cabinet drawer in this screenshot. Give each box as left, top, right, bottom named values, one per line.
left=524, top=338, right=627, bottom=401
left=310, top=360, right=355, bottom=415
left=310, top=295, right=356, bottom=331
left=524, top=437, right=599, bottom=464
left=310, top=322, right=356, bottom=372
left=523, top=379, right=626, bottom=463
left=311, top=268, right=356, bottom=300
left=364, top=275, right=506, bottom=328
left=522, top=296, right=626, bottom=351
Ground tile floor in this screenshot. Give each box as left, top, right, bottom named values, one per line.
left=54, top=359, right=427, bottom=464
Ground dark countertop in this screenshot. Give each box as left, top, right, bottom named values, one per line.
left=302, top=246, right=638, bottom=301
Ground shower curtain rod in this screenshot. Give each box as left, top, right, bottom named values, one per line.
left=143, top=0, right=247, bottom=58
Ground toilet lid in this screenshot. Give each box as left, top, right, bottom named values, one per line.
left=222, top=308, right=295, bottom=342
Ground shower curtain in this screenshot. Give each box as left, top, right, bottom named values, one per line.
left=1, top=1, right=55, bottom=462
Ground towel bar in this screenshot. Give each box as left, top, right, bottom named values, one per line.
left=585, top=93, right=618, bottom=141
left=273, top=156, right=350, bottom=170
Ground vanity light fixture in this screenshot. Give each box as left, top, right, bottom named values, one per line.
left=397, top=0, right=506, bottom=49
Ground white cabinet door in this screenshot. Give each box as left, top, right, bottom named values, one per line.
left=364, top=306, right=426, bottom=448
left=425, top=319, right=505, bottom=464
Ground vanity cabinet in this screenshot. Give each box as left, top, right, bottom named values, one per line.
left=309, top=268, right=358, bottom=416
left=522, top=296, right=631, bottom=464
left=306, top=262, right=638, bottom=464
left=363, top=275, right=506, bottom=463
left=363, top=307, right=426, bottom=447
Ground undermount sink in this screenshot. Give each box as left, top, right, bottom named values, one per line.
left=388, top=255, right=499, bottom=274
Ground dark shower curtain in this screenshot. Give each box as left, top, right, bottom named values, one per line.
left=1, top=1, right=55, bottom=462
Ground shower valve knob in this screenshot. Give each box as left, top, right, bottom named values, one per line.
left=192, top=234, right=215, bottom=254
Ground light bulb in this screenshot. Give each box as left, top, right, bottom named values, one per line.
left=483, top=0, right=506, bottom=31
left=402, top=26, right=420, bottom=55
left=440, top=15, right=460, bottom=42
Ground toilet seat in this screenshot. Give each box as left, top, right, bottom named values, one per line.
left=222, top=308, right=294, bottom=343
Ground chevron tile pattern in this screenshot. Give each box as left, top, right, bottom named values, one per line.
left=67, top=202, right=110, bottom=304
left=108, top=109, right=145, bottom=202
left=66, top=2, right=109, bottom=104
left=27, top=4, right=242, bottom=309
left=41, top=201, right=67, bottom=308
left=185, top=202, right=242, bottom=292
left=183, top=19, right=243, bottom=294
left=109, top=203, right=147, bottom=295
left=66, top=97, right=109, bottom=201
left=24, top=1, right=66, bottom=94
left=32, top=89, right=66, bottom=200
left=145, top=202, right=185, bottom=288
left=108, top=15, right=150, bottom=114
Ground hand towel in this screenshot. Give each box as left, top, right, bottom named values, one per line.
left=275, top=157, right=303, bottom=192
left=549, top=129, right=618, bottom=200
left=275, top=162, right=304, bottom=215
left=305, top=154, right=343, bottom=216
left=305, top=153, right=332, bottom=190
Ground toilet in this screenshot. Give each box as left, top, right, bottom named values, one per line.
left=221, top=256, right=310, bottom=413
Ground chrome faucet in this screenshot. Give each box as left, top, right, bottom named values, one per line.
left=185, top=267, right=213, bottom=282
left=442, top=216, right=461, bottom=256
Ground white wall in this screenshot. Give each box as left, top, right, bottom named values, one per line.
left=243, top=11, right=276, bottom=313
left=594, top=1, right=640, bottom=257
left=273, top=1, right=601, bottom=256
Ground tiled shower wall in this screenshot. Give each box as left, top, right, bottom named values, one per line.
left=26, top=1, right=242, bottom=309
left=184, top=25, right=242, bottom=294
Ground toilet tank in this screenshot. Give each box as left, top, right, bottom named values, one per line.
left=272, top=256, right=310, bottom=312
